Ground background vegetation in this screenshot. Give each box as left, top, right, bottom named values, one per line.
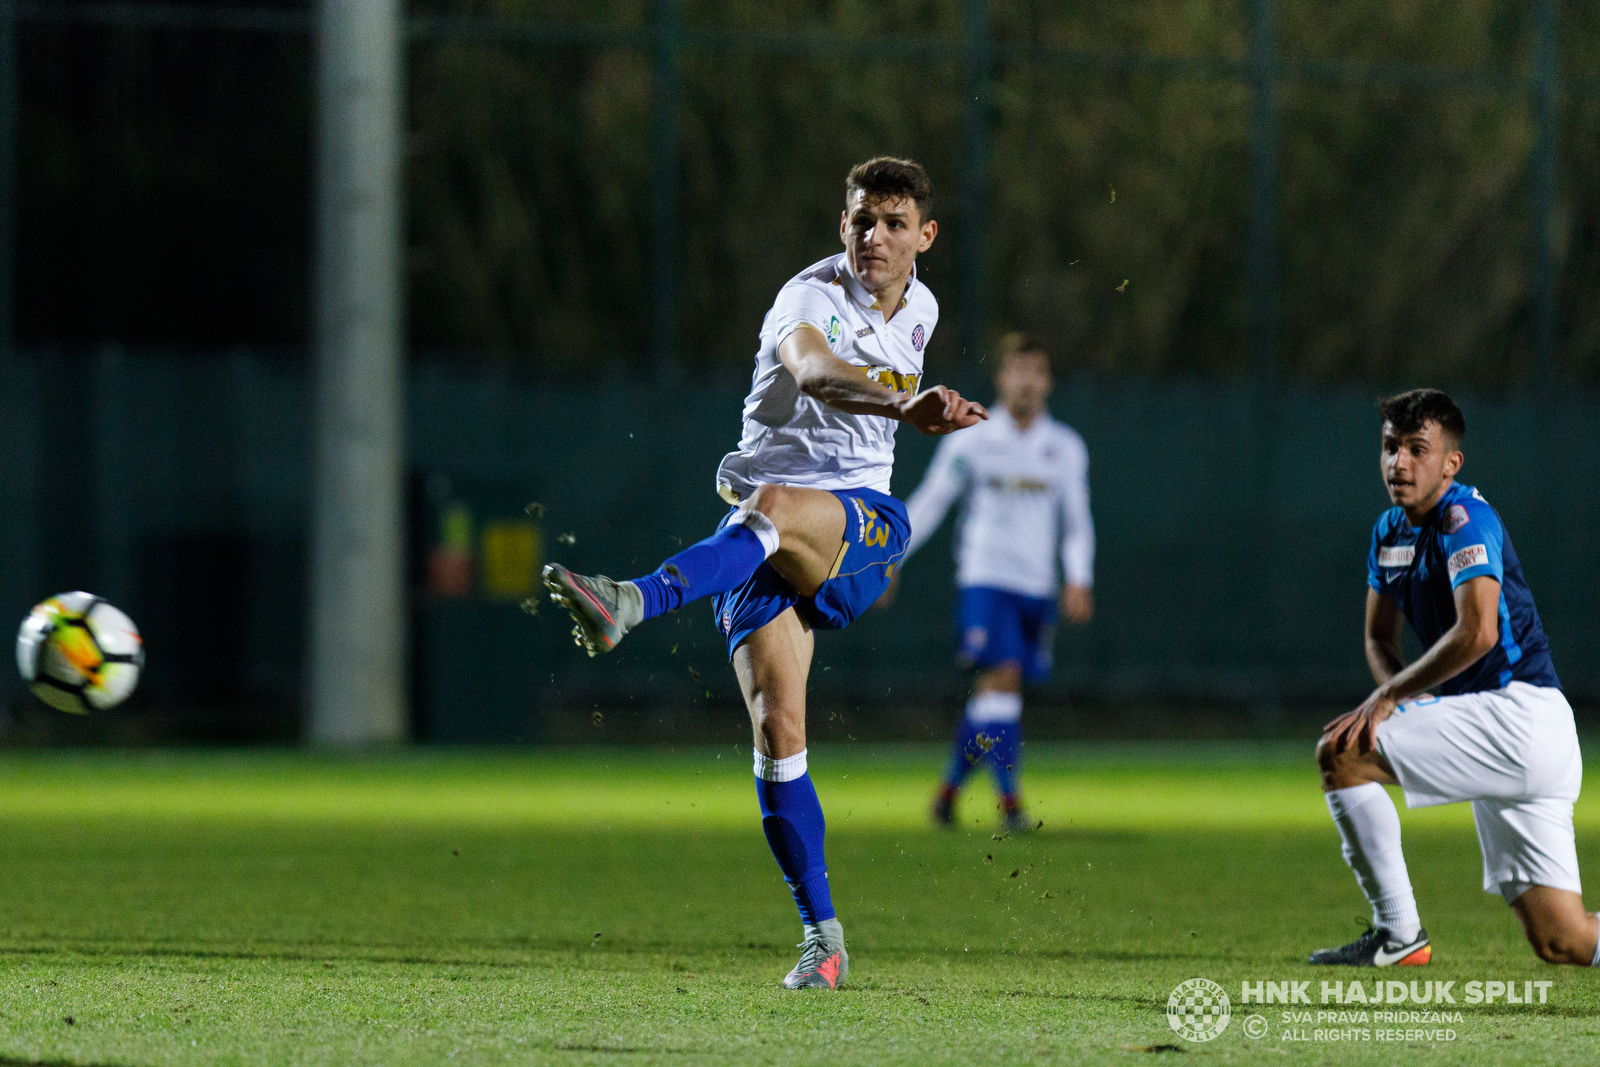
left=16, top=0, right=1600, bottom=387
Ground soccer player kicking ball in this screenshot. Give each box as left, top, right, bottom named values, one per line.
left=888, top=333, right=1094, bottom=832
left=1311, top=388, right=1596, bottom=968
left=543, top=157, right=986, bottom=989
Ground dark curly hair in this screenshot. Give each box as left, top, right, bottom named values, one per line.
left=845, top=157, right=933, bottom=220
left=1377, top=388, right=1466, bottom=444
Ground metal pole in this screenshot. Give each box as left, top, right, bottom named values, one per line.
left=0, top=0, right=16, bottom=363
left=1532, top=0, right=1557, bottom=391
left=308, top=0, right=407, bottom=745
left=1249, top=0, right=1278, bottom=389
left=650, top=0, right=680, bottom=381
left=1250, top=0, right=1280, bottom=724
left=961, top=0, right=991, bottom=365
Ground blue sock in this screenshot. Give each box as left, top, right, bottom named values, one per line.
left=942, top=714, right=987, bottom=791
left=987, top=720, right=1022, bottom=802
left=632, top=513, right=778, bottom=621
left=754, top=752, right=835, bottom=925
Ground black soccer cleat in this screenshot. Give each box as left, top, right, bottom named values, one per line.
left=1308, top=924, right=1431, bottom=967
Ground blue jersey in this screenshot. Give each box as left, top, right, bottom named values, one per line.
left=1366, top=481, right=1559, bottom=695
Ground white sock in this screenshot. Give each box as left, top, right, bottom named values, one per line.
left=966, top=690, right=1022, bottom=723
left=754, top=748, right=807, bottom=782
left=730, top=507, right=781, bottom=558
left=1325, top=783, right=1421, bottom=942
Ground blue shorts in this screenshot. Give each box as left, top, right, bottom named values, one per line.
left=957, top=585, right=1059, bottom=682
left=711, top=487, right=909, bottom=658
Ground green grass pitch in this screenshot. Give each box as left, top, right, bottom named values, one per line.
left=1, top=741, right=1598, bottom=1065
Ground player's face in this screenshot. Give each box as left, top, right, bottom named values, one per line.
left=840, top=193, right=937, bottom=295
left=996, top=352, right=1052, bottom=419
left=1381, top=419, right=1463, bottom=514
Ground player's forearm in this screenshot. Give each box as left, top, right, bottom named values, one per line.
left=1374, top=624, right=1494, bottom=702
left=1364, top=636, right=1404, bottom=687
left=794, top=362, right=904, bottom=419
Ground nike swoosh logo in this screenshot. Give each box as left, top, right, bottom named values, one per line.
left=1373, top=940, right=1423, bottom=966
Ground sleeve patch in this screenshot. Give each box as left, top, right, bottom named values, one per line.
left=1377, top=545, right=1415, bottom=568
left=1447, top=544, right=1489, bottom=580
left=1443, top=504, right=1470, bottom=534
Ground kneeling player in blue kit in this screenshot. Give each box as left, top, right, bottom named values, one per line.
left=1313, top=389, right=1597, bottom=968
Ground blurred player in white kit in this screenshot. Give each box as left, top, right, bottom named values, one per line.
left=888, top=333, right=1095, bottom=831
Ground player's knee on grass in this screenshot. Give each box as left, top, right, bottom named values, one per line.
left=1521, top=920, right=1592, bottom=965
left=1510, top=887, right=1598, bottom=965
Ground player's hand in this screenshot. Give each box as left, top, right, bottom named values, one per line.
left=1061, top=585, right=1094, bottom=624
left=1322, top=689, right=1399, bottom=756
left=898, top=385, right=988, bottom=436
left=874, top=570, right=903, bottom=610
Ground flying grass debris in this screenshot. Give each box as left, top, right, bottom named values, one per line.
left=524, top=502, right=546, bottom=519
left=558, top=533, right=577, bottom=546
left=1116, top=279, right=1129, bottom=292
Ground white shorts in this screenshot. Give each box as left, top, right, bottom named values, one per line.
left=1375, top=682, right=1583, bottom=897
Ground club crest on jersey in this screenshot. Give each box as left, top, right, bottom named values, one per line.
left=910, top=323, right=926, bottom=351
left=1443, top=504, right=1470, bottom=534
left=826, top=316, right=842, bottom=344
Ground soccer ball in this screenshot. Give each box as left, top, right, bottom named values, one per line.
left=15, top=592, right=144, bottom=714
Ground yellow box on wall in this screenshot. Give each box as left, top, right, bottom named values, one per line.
left=480, top=520, right=541, bottom=600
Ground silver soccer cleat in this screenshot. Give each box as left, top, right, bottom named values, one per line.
left=541, top=563, right=643, bottom=657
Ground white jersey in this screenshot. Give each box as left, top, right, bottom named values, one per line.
left=903, top=407, right=1094, bottom=599
left=715, top=253, right=937, bottom=503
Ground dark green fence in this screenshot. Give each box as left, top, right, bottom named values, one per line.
left=1, top=349, right=1594, bottom=742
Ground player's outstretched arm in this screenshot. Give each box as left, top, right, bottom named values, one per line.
left=779, top=327, right=987, bottom=435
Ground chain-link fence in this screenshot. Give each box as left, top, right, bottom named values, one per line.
left=8, top=0, right=1600, bottom=386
